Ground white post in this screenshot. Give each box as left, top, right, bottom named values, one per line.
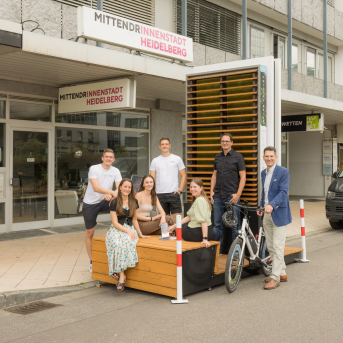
left=296, top=199, right=310, bottom=263
left=171, top=215, right=188, bottom=304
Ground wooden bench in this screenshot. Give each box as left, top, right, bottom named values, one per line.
left=92, top=236, right=220, bottom=298
left=92, top=236, right=302, bottom=297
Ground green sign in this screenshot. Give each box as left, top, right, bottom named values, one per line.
left=306, top=115, right=319, bottom=131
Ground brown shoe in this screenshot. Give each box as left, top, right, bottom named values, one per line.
left=265, top=274, right=287, bottom=283
left=263, top=279, right=280, bottom=290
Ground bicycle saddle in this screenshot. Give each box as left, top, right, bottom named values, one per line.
left=222, top=209, right=238, bottom=228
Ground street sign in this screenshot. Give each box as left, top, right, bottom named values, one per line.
left=281, top=113, right=323, bottom=132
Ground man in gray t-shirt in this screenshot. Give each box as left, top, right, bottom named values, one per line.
left=83, top=149, right=122, bottom=273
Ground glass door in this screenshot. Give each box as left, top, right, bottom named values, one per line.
left=10, top=128, right=51, bottom=230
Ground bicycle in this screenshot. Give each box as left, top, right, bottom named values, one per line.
left=223, top=201, right=272, bottom=293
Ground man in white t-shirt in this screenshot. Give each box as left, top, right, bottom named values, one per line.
left=83, top=149, right=122, bottom=273
left=150, top=137, right=186, bottom=223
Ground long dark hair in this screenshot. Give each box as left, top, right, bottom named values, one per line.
left=138, top=174, right=157, bottom=206
left=190, top=178, right=212, bottom=211
left=112, top=178, right=137, bottom=217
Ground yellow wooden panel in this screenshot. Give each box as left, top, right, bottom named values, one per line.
left=92, top=247, right=177, bottom=265
left=93, top=258, right=177, bottom=277
left=93, top=263, right=177, bottom=289
left=92, top=272, right=177, bottom=298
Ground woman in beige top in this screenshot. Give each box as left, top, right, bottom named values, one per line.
left=168, top=178, right=213, bottom=248
left=135, top=175, right=174, bottom=235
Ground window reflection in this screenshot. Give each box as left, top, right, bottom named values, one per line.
left=0, top=100, right=5, bottom=118
left=292, top=44, right=298, bottom=72
left=10, top=102, right=51, bottom=122
left=56, top=110, right=148, bottom=129
left=307, top=48, right=315, bottom=77
left=55, top=127, right=149, bottom=219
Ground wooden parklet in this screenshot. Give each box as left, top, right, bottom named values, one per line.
left=92, top=236, right=302, bottom=298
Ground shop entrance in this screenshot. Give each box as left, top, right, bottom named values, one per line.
left=10, top=127, right=52, bottom=231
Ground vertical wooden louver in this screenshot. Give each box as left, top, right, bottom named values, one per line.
left=186, top=69, right=259, bottom=205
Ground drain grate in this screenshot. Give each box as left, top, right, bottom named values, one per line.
left=4, top=300, right=62, bottom=315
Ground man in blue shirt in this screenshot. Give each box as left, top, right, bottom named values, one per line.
left=258, top=146, right=292, bottom=290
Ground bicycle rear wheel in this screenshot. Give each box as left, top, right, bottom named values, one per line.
left=259, top=236, right=272, bottom=277
left=225, top=237, right=244, bottom=293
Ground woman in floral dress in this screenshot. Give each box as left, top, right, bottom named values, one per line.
left=106, top=178, right=149, bottom=291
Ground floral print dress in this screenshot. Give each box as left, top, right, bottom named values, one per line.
left=106, top=205, right=139, bottom=276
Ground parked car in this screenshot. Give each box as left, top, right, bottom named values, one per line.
left=325, top=170, right=343, bottom=229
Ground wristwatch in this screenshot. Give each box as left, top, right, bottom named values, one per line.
left=178, top=190, right=183, bottom=194
left=203, top=236, right=208, bottom=240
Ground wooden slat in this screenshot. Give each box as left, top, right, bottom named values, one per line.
left=92, top=248, right=176, bottom=265
left=93, top=262, right=177, bottom=288
left=188, top=106, right=257, bottom=114
left=187, top=120, right=258, bottom=128
left=187, top=176, right=212, bottom=180
left=187, top=83, right=256, bottom=94
left=187, top=136, right=257, bottom=141
left=187, top=91, right=257, bottom=101
left=187, top=150, right=258, bottom=154
left=187, top=164, right=258, bottom=168
left=187, top=69, right=258, bottom=81
left=187, top=144, right=257, bottom=148
left=187, top=114, right=257, bottom=121
left=187, top=128, right=257, bottom=134
left=187, top=157, right=257, bottom=161
left=92, top=273, right=177, bottom=298
left=187, top=99, right=257, bottom=108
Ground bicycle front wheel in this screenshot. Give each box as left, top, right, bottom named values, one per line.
left=225, top=237, right=244, bottom=293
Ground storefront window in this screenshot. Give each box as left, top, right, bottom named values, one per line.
left=0, top=203, right=4, bottom=224
left=55, top=127, right=149, bottom=219
left=56, top=110, right=148, bottom=129
left=10, top=102, right=51, bottom=122
left=0, top=123, right=5, bottom=167
left=0, top=100, right=5, bottom=118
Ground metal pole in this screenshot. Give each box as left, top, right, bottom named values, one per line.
left=182, top=0, right=187, bottom=37
left=287, top=0, right=292, bottom=90
left=242, top=0, right=247, bottom=60
left=96, top=0, right=103, bottom=48
left=324, top=0, right=328, bottom=98
left=171, top=215, right=188, bottom=304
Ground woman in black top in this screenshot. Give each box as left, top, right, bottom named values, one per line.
left=106, top=178, right=149, bottom=291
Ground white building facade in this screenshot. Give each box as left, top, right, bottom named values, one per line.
left=0, top=0, right=342, bottom=233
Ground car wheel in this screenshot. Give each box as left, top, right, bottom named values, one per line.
left=329, top=220, right=343, bottom=230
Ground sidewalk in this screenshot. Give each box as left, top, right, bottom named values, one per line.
left=0, top=200, right=329, bottom=293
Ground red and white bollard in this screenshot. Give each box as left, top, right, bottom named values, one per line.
left=296, top=199, right=310, bottom=263
left=171, top=215, right=188, bottom=304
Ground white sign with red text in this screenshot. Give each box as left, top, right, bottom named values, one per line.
left=77, top=6, right=193, bottom=63
left=58, top=78, right=136, bottom=114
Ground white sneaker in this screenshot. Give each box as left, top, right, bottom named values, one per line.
left=89, top=263, right=92, bottom=273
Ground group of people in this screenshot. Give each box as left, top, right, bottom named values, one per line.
left=82, top=133, right=292, bottom=292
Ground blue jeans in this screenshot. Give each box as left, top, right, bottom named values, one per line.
left=213, top=195, right=241, bottom=251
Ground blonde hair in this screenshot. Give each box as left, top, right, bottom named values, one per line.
left=190, top=178, right=212, bottom=211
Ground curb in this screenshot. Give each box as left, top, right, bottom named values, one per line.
left=0, top=281, right=97, bottom=310
left=286, top=227, right=333, bottom=243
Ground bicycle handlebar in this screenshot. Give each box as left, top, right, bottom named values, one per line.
left=224, top=202, right=265, bottom=213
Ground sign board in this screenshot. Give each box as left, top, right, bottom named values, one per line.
left=281, top=114, right=323, bottom=132
left=58, top=78, right=136, bottom=114
left=323, top=138, right=333, bottom=154
left=77, top=6, right=193, bottom=63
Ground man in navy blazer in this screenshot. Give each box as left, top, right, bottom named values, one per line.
left=257, top=146, right=292, bottom=290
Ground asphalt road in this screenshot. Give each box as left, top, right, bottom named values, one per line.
left=1, top=229, right=343, bottom=343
